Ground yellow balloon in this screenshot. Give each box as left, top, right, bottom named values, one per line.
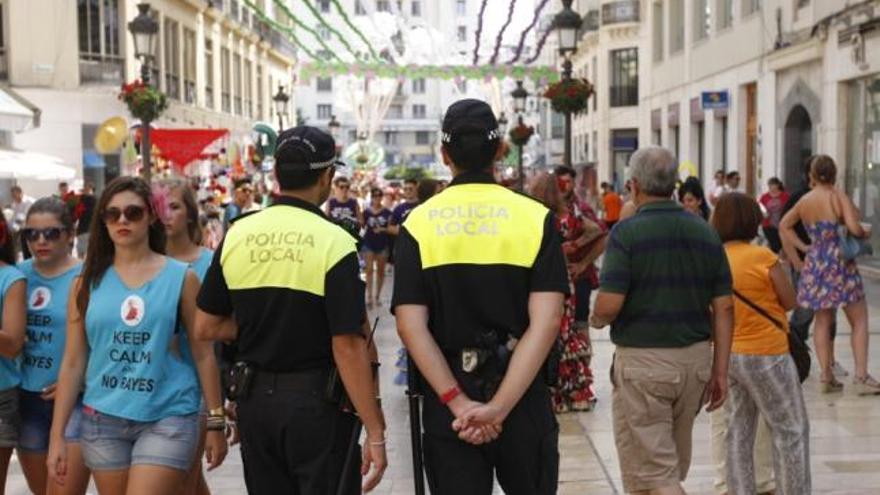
left=94, top=116, right=129, bottom=154
left=678, top=160, right=698, bottom=179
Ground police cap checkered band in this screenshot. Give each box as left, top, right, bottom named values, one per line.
left=441, top=99, right=501, bottom=143
left=274, top=126, right=346, bottom=170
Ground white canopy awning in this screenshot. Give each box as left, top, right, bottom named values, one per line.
left=0, top=86, right=39, bottom=132
left=0, top=149, right=75, bottom=181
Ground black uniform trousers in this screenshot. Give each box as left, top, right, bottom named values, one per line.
left=237, top=369, right=360, bottom=495
left=421, top=375, right=559, bottom=495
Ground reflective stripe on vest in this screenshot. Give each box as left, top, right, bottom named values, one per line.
left=404, top=183, right=547, bottom=269
left=221, top=205, right=356, bottom=296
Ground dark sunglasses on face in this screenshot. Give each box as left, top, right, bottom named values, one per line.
left=22, top=227, right=64, bottom=242
left=102, top=205, right=146, bottom=224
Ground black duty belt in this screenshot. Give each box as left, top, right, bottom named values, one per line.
left=250, top=367, right=330, bottom=392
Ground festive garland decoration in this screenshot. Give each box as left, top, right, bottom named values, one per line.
left=300, top=62, right=560, bottom=83
left=287, top=0, right=361, bottom=61
left=488, top=0, right=518, bottom=65
left=268, top=0, right=349, bottom=62
left=506, top=0, right=550, bottom=64
left=242, top=0, right=322, bottom=61
left=331, top=0, right=379, bottom=61
left=472, top=0, right=490, bottom=65
left=525, top=27, right=554, bottom=65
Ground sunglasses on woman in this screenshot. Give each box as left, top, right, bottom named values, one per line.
left=22, top=227, right=64, bottom=242
left=102, top=205, right=147, bottom=224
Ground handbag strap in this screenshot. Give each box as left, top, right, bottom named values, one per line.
left=732, top=289, right=784, bottom=331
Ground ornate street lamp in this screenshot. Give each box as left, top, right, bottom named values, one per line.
left=554, top=0, right=583, bottom=168
left=128, top=3, right=159, bottom=180
left=497, top=113, right=509, bottom=136
left=511, top=81, right=530, bottom=191
left=512, top=80, right=529, bottom=114
left=328, top=114, right=341, bottom=140
left=273, top=85, right=290, bottom=131
left=328, top=114, right=342, bottom=156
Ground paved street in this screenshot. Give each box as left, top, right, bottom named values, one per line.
left=5, top=274, right=880, bottom=494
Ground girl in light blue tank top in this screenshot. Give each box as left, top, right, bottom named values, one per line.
left=46, top=177, right=227, bottom=492
left=17, top=197, right=91, bottom=495
left=158, top=178, right=217, bottom=494
left=0, top=211, right=25, bottom=491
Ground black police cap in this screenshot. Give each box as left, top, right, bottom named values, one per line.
left=274, top=126, right=346, bottom=171
left=441, top=99, right=501, bottom=144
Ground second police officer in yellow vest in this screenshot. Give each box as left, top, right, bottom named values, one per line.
left=393, top=99, right=570, bottom=495
left=194, top=126, right=386, bottom=494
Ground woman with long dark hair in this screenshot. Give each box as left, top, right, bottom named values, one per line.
left=156, top=178, right=215, bottom=495
left=46, top=176, right=227, bottom=495
left=678, top=176, right=710, bottom=220
left=529, top=172, right=597, bottom=412
left=17, top=197, right=90, bottom=495
left=0, top=211, right=25, bottom=494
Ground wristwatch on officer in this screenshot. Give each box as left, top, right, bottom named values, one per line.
left=208, top=406, right=225, bottom=418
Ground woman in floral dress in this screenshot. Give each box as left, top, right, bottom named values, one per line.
left=529, top=173, right=598, bottom=412
left=780, top=155, right=878, bottom=395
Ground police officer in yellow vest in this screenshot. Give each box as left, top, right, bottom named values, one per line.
left=392, top=99, right=569, bottom=494
left=194, top=126, right=387, bottom=494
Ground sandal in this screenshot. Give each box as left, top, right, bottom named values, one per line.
left=853, top=375, right=880, bottom=396
left=820, top=378, right=844, bottom=394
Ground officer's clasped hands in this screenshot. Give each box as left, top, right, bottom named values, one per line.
left=448, top=394, right=505, bottom=445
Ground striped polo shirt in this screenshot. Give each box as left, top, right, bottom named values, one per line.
left=599, top=200, right=731, bottom=348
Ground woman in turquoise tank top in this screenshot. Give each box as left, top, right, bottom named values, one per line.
left=0, top=213, right=26, bottom=494
left=157, top=178, right=216, bottom=495
left=47, top=177, right=227, bottom=495
left=17, top=197, right=90, bottom=495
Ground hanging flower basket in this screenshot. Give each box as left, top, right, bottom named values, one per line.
left=543, top=78, right=594, bottom=115
left=118, top=80, right=168, bottom=122
left=509, top=123, right=535, bottom=147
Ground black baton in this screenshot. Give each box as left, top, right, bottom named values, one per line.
left=336, top=317, right=380, bottom=495
left=406, top=353, right=426, bottom=495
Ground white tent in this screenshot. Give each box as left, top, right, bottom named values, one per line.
left=0, top=148, right=75, bottom=181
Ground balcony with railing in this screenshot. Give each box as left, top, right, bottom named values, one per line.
left=266, top=28, right=298, bottom=60
left=185, top=80, right=196, bottom=104
left=165, top=74, right=180, bottom=100
left=601, top=0, right=640, bottom=25
left=79, top=55, right=124, bottom=85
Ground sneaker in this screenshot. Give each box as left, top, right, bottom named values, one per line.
left=833, top=361, right=850, bottom=377
left=853, top=375, right=880, bottom=396
left=820, top=379, right=844, bottom=394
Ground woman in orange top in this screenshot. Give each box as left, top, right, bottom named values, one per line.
left=711, top=193, right=810, bottom=495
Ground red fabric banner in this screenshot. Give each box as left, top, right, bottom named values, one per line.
left=148, top=129, right=228, bottom=169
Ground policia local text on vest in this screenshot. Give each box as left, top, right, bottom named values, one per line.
left=392, top=99, right=570, bottom=495
left=194, top=126, right=387, bottom=494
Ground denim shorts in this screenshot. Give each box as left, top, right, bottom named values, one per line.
left=80, top=408, right=198, bottom=472
left=18, top=390, right=83, bottom=453
left=0, top=387, right=19, bottom=448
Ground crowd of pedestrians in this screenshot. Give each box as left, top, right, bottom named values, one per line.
left=0, top=96, right=873, bottom=494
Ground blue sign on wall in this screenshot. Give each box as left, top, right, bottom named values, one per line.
left=701, top=91, right=729, bottom=110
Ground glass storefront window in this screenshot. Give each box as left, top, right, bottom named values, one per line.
left=846, top=77, right=880, bottom=269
